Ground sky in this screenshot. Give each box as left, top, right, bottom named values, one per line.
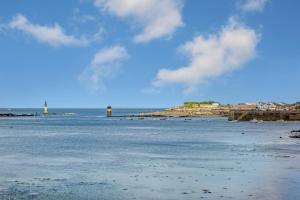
left=0, top=0, right=300, bottom=108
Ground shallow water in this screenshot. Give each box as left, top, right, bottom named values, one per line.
left=0, top=108, right=300, bottom=200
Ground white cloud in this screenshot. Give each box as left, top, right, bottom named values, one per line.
left=94, top=0, right=183, bottom=43
left=153, top=17, right=260, bottom=93
left=8, top=14, right=99, bottom=47
left=79, top=46, right=129, bottom=92
left=239, top=0, right=269, bottom=12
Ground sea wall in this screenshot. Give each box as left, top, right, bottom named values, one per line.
left=228, top=110, right=300, bottom=121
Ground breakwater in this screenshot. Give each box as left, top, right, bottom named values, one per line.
left=228, top=110, right=300, bottom=121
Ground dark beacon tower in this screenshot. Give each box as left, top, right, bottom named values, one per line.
left=106, top=105, right=112, bottom=117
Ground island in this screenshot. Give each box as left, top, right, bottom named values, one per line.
left=139, top=101, right=300, bottom=121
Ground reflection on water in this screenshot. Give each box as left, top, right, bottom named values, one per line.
left=0, top=109, right=300, bottom=200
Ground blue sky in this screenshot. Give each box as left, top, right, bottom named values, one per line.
left=0, top=0, right=299, bottom=108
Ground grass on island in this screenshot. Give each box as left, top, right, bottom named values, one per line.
left=184, top=101, right=218, bottom=107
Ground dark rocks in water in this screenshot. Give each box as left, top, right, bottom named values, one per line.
left=289, top=130, right=300, bottom=138
left=241, top=132, right=245, bottom=135
left=0, top=113, right=15, bottom=117
left=0, top=113, right=34, bottom=117
left=202, top=189, right=212, bottom=194
left=291, top=130, right=300, bottom=133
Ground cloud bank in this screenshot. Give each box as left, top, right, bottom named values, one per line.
left=153, top=17, right=260, bottom=93
left=239, top=0, right=269, bottom=12
left=79, top=45, right=129, bottom=92
left=94, top=0, right=183, bottom=43
left=9, top=14, right=99, bottom=47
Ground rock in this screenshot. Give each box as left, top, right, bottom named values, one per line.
left=289, top=130, right=300, bottom=138
left=202, top=189, right=212, bottom=194
left=291, top=130, right=300, bottom=133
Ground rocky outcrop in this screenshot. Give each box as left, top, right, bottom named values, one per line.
left=139, top=106, right=230, bottom=117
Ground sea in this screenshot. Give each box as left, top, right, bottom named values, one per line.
left=0, top=108, right=300, bottom=200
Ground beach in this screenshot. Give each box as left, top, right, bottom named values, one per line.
left=0, top=108, right=300, bottom=200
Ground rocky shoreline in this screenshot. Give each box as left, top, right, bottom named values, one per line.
left=139, top=106, right=230, bottom=117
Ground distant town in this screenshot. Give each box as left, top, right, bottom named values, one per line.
left=180, top=101, right=300, bottom=111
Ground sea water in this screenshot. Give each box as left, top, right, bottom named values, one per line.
left=0, top=108, right=300, bottom=200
